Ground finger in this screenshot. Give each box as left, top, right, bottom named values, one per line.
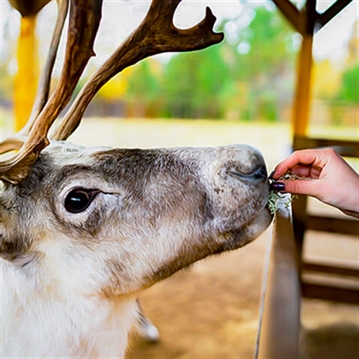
left=291, top=165, right=322, bottom=179
left=272, top=150, right=324, bottom=179
left=281, top=179, right=322, bottom=197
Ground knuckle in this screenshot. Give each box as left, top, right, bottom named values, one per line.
left=323, top=147, right=337, bottom=156
left=292, top=181, right=300, bottom=194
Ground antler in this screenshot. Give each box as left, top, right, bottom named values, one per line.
left=0, top=0, right=64, bottom=153
left=0, top=0, right=102, bottom=184
left=0, top=0, right=223, bottom=184
left=53, top=0, right=223, bottom=140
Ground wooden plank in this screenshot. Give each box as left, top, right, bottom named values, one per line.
left=293, top=136, right=359, bottom=157
left=317, top=0, right=353, bottom=29
left=291, top=0, right=317, bottom=136
left=292, top=194, right=308, bottom=261
left=303, top=261, right=359, bottom=278
left=305, top=0, right=318, bottom=34
left=292, top=33, right=313, bottom=136
left=302, top=282, right=359, bottom=304
left=258, top=199, right=301, bottom=359
left=14, top=15, right=39, bottom=132
left=272, top=0, right=304, bottom=34
left=307, top=215, right=359, bottom=235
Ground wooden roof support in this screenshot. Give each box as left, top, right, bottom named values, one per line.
left=14, top=15, right=38, bottom=132
left=271, top=0, right=304, bottom=34
left=292, top=0, right=316, bottom=136
left=271, top=0, right=354, bottom=136
left=9, top=0, right=52, bottom=132
left=317, top=0, right=353, bottom=29
left=292, top=34, right=314, bottom=136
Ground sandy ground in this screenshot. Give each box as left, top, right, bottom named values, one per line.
left=1, top=117, right=358, bottom=358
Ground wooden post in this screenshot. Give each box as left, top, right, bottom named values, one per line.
left=292, top=33, right=313, bottom=136
left=292, top=0, right=316, bottom=137
left=258, top=198, right=301, bottom=358
left=14, top=15, right=38, bottom=132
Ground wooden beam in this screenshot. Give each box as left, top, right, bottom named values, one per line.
left=317, top=0, right=353, bottom=30
left=302, top=282, right=359, bottom=304
left=305, top=0, right=318, bottom=34
left=258, top=199, right=301, bottom=358
left=272, top=0, right=304, bottom=34
left=14, top=15, right=38, bottom=132
left=292, top=33, right=313, bottom=136
left=307, top=215, right=359, bottom=236
left=272, top=0, right=354, bottom=135
left=293, top=137, right=359, bottom=157
left=303, top=261, right=359, bottom=278
left=290, top=0, right=317, bottom=136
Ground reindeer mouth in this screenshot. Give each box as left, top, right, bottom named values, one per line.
left=222, top=205, right=272, bottom=251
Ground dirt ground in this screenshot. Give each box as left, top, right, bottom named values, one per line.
left=127, top=233, right=269, bottom=359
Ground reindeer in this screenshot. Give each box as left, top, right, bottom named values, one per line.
left=0, top=0, right=272, bottom=357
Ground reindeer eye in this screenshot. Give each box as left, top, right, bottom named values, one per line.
left=64, top=189, right=99, bottom=213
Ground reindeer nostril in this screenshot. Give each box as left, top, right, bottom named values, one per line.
left=228, top=165, right=267, bottom=183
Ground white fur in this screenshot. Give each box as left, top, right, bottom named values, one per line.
left=1, top=251, right=138, bottom=358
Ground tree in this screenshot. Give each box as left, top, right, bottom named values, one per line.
left=161, top=43, right=231, bottom=119
left=120, top=59, right=161, bottom=117
left=92, top=5, right=298, bottom=121
left=336, top=64, right=359, bottom=104
left=346, top=20, right=358, bottom=67
left=228, top=5, right=297, bottom=121
left=335, top=20, right=359, bottom=104
left=233, top=6, right=296, bottom=78
left=125, top=60, right=160, bottom=103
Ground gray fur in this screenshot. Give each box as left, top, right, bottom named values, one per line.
left=0, top=141, right=272, bottom=357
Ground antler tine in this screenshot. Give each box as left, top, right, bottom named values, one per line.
left=20, top=0, right=69, bottom=135
left=53, top=0, right=224, bottom=140
left=0, top=138, right=25, bottom=156
left=0, top=0, right=103, bottom=184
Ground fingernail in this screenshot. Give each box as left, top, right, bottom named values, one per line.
left=270, top=182, right=285, bottom=191
left=268, top=170, right=276, bottom=179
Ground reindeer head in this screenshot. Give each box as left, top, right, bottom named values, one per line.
left=0, top=141, right=271, bottom=297
left=0, top=0, right=272, bottom=299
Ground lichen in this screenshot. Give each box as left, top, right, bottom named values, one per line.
left=268, top=170, right=302, bottom=214
left=268, top=191, right=296, bottom=215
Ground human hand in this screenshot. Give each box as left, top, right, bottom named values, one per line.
left=270, top=148, right=359, bottom=218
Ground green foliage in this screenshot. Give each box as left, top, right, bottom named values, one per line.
left=336, top=64, right=359, bottom=104
left=229, top=6, right=296, bottom=121
left=35, top=4, right=295, bottom=121
left=161, top=43, right=231, bottom=119
left=233, top=7, right=296, bottom=79
left=116, top=5, right=297, bottom=120
left=126, top=61, right=160, bottom=104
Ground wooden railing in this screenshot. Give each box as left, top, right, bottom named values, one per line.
left=293, top=137, right=359, bottom=304
left=256, top=137, right=358, bottom=357
left=257, top=198, right=301, bottom=358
